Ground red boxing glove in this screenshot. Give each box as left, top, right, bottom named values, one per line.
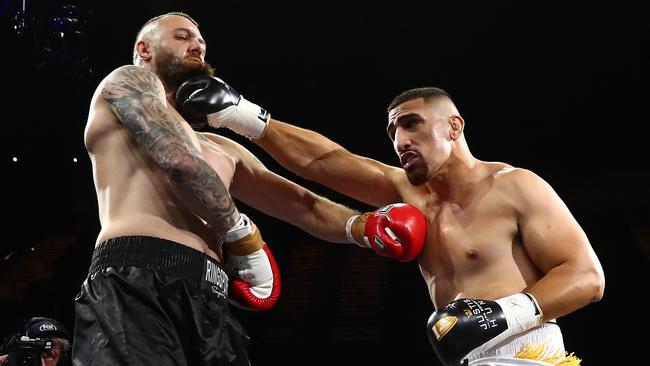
left=224, top=214, right=281, bottom=311
left=346, top=203, right=427, bottom=262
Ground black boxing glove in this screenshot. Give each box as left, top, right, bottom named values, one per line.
left=426, top=293, right=543, bottom=366
left=175, top=76, right=270, bottom=139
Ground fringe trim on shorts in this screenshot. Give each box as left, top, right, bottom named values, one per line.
left=514, top=343, right=581, bottom=366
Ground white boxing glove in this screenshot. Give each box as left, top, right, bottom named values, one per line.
left=223, top=214, right=281, bottom=311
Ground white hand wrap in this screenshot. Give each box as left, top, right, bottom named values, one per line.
left=494, top=292, right=543, bottom=337
left=345, top=214, right=370, bottom=248
left=345, top=215, right=359, bottom=244
left=206, top=96, right=270, bottom=139
left=225, top=213, right=254, bottom=242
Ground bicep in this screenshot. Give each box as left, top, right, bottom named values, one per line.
left=301, top=150, right=402, bottom=207
left=259, top=119, right=402, bottom=206
left=101, top=66, right=199, bottom=157
left=517, top=173, right=592, bottom=273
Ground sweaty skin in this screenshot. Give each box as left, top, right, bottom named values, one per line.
left=85, top=15, right=238, bottom=260
left=85, top=66, right=235, bottom=259
left=252, top=96, right=604, bottom=320
left=86, top=14, right=362, bottom=264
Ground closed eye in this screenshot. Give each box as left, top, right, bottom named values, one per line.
left=173, top=28, right=205, bottom=45
left=402, top=118, right=418, bottom=129
left=174, top=30, right=190, bottom=40
left=388, top=114, right=422, bottom=141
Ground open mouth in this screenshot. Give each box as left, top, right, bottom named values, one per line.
left=400, top=151, right=419, bottom=170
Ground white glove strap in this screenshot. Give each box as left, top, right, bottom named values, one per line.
left=226, top=248, right=273, bottom=298
left=345, top=215, right=369, bottom=248
left=225, top=213, right=254, bottom=242
left=495, top=293, right=543, bottom=334
left=207, top=96, right=269, bottom=139
left=345, top=215, right=358, bottom=243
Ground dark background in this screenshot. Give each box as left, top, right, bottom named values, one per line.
left=1, top=1, right=648, bottom=365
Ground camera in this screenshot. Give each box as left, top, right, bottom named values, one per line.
left=1, top=333, right=53, bottom=366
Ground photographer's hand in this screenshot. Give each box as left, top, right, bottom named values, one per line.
left=0, top=354, right=8, bottom=365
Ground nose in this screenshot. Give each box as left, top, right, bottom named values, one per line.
left=394, top=128, right=411, bottom=153
left=189, top=39, right=205, bottom=57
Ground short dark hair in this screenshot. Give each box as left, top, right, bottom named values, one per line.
left=387, top=87, right=453, bottom=112
left=133, top=12, right=200, bottom=64
left=138, top=11, right=199, bottom=36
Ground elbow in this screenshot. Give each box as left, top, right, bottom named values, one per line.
left=295, top=157, right=324, bottom=180
left=161, top=150, right=200, bottom=183
left=300, top=149, right=347, bottom=181
left=587, top=267, right=606, bottom=303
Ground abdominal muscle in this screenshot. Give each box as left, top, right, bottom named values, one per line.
left=419, top=240, right=540, bottom=309
left=92, top=150, right=231, bottom=262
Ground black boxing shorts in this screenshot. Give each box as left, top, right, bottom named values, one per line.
left=72, top=236, right=250, bottom=366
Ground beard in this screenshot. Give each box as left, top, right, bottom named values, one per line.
left=155, top=49, right=215, bottom=90
left=405, top=164, right=430, bottom=186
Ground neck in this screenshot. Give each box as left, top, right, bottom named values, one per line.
left=425, top=139, right=478, bottom=202
left=166, top=87, right=177, bottom=107
left=157, top=74, right=178, bottom=108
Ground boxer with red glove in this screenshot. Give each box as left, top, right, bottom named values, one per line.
left=175, top=79, right=428, bottom=262
left=345, top=203, right=427, bottom=262
left=223, top=213, right=281, bottom=311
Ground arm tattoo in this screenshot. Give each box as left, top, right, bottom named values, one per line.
left=102, top=66, right=238, bottom=235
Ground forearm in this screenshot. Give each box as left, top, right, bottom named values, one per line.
left=175, top=77, right=344, bottom=174
left=264, top=187, right=358, bottom=244
left=176, top=78, right=401, bottom=207
left=257, top=119, right=349, bottom=178
left=299, top=197, right=360, bottom=244
left=527, top=262, right=605, bottom=321
left=165, top=153, right=239, bottom=239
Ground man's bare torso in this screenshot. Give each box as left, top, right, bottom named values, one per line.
left=84, top=78, right=235, bottom=261
left=396, top=163, right=543, bottom=308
